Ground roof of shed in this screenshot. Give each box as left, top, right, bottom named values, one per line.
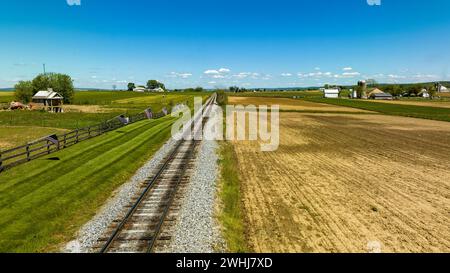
left=32, top=91, right=64, bottom=99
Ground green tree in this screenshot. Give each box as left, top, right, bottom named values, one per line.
left=14, top=81, right=34, bottom=103
left=194, top=87, right=204, bottom=92
left=428, top=85, right=437, bottom=99
left=229, top=86, right=240, bottom=93
left=127, top=82, right=136, bottom=91
left=31, top=74, right=51, bottom=92
left=147, top=80, right=165, bottom=90
left=407, top=84, right=422, bottom=97
left=384, top=85, right=403, bottom=98
left=31, top=73, right=75, bottom=103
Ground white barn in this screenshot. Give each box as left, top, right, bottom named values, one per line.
left=323, top=89, right=340, bottom=98
left=149, top=87, right=165, bottom=93
left=133, top=87, right=148, bottom=92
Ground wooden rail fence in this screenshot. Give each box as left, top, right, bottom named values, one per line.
left=0, top=109, right=168, bottom=172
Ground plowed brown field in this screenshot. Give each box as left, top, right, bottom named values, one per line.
left=232, top=109, right=450, bottom=253
left=228, top=97, right=373, bottom=113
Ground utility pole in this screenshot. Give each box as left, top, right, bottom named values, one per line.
left=43, top=64, right=46, bottom=75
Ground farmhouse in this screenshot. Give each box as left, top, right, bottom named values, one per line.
left=31, top=89, right=64, bottom=112
left=323, top=89, right=340, bottom=98
left=439, top=85, right=448, bottom=92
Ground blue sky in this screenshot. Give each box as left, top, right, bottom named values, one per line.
left=0, top=0, right=449, bottom=89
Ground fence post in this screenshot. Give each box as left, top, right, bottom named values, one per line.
left=63, top=134, right=67, bottom=148
left=26, top=144, right=30, bottom=161
left=76, top=129, right=79, bottom=143
left=0, top=149, right=3, bottom=170
left=88, top=126, right=91, bottom=138
left=47, top=140, right=51, bottom=154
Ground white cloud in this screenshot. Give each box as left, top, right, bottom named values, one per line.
left=168, top=72, right=193, bottom=79
left=314, top=67, right=321, bottom=71
left=232, top=72, right=260, bottom=79
left=204, top=69, right=220, bottom=75
left=204, top=68, right=231, bottom=79
left=387, top=74, right=405, bottom=79
left=298, top=71, right=333, bottom=78
left=342, top=72, right=361, bottom=77
left=281, top=73, right=292, bottom=77
left=343, top=67, right=353, bottom=71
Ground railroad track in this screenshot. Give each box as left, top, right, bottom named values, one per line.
left=96, top=94, right=216, bottom=253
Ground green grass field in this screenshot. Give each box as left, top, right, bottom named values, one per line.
left=305, top=98, right=450, bottom=122
left=0, top=126, right=69, bottom=149
left=228, top=91, right=322, bottom=99
left=0, top=91, right=209, bottom=149
left=0, top=116, right=176, bottom=252
left=0, top=92, right=14, bottom=106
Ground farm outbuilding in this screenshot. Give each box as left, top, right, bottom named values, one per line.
left=149, top=87, right=165, bottom=93
left=323, top=89, right=340, bottom=98
left=369, top=92, right=393, bottom=100
left=366, top=88, right=384, bottom=98
left=419, top=89, right=430, bottom=98
left=133, top=87, right=148, bottom=92
left=31, top=89, right=64, bottom=113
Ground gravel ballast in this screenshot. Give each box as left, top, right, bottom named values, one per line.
left=163, top=132, right=225, bottom=253
left=64, top=97, right=224, bottom=253
left=64, top=137, right=178, bottom=253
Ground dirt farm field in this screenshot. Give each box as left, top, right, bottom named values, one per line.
left=231, top=99, right=450, bottom=253
left=228, top=97, right=373, bottom=113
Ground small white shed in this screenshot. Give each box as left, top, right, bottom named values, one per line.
left=31, top=89, right=64, bottom=113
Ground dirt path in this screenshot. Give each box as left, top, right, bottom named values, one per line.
left=233, top=113, right=450, bottom=253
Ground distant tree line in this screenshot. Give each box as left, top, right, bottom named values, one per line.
left=14, top=73, right=75, bottom=104
left=127, top=80, right=166, bottom=91
left=351, top=82, right=438, bottom=99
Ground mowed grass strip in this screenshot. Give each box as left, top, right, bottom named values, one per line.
left=0, top=116, right=175, bottom=252
left=218, top=142, right=248, bottom=253
left=306, top=98, right=450, bottom=122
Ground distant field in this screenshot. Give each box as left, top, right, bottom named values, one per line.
left=305, top=98, right=450, bottom=122
left=0, top=92, right=14, bottom=104
left=0, top=116, right=175, bottom=252
left=228, top=97, right=373, bottom=113
left=370, top=99, right=450, bottom=109
left=0, top=91, right=208, bottom=149
left=228, top=91, right=322, bottom=99
left=72, top=91, right=150, bottom=105
left=0, top=111, right=126, bottom=129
